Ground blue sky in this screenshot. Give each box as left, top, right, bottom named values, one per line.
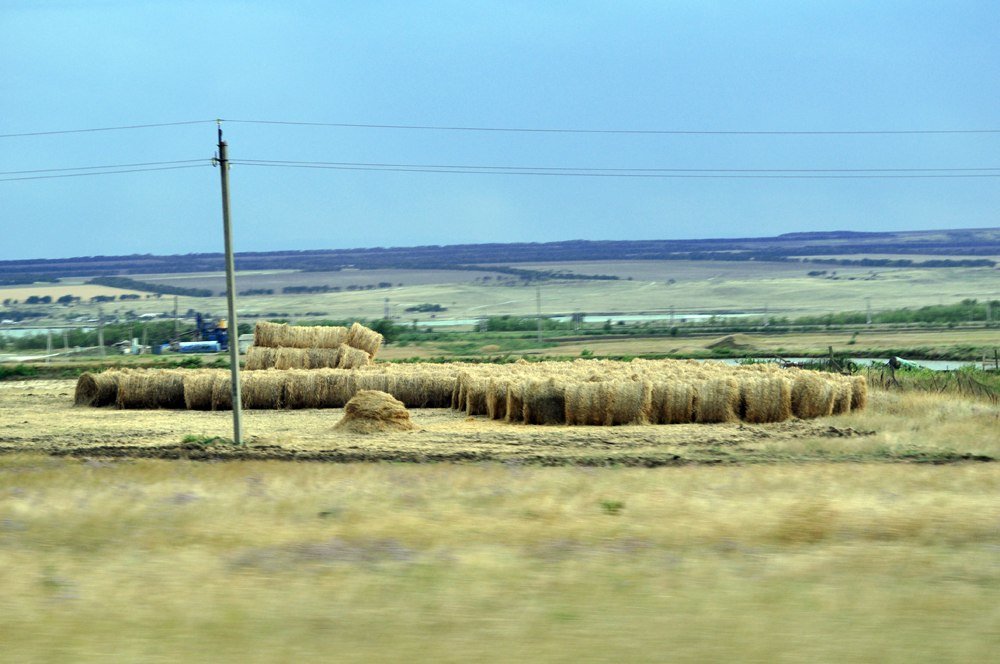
left=2, top=1, right=998, bottom=260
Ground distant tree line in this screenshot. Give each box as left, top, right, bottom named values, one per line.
left=87, top=276, right=212, bottom=298
left=805, top=258, right=995, bottom=268
left=1, top=229, right=996, bottom=280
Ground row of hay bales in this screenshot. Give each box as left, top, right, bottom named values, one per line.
left=75, top=365, right=457, bottom=411
left=450, top=359, right=866, bottom=425
left=247, top=321, right=383, bottom=370
left=244, top=345, right=371, bottom=370
left=75, top=359, right=866, bottom=425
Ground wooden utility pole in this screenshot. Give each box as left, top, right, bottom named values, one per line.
left=97, top=307, right=105, bottom=357
left=216, top=122, right=244, bottom=445
left=536, top=285, right=542, bottom=344
left=46, top=329, right=52, bottom=363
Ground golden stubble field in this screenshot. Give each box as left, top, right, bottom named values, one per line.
left=0, top=380, right=997, bottom=662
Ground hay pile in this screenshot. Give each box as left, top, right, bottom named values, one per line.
left=76, top=359, right=865, bottom=427
left=334, top=390, right=415, bottom=434
left=249, top=321, right=383, bottom=368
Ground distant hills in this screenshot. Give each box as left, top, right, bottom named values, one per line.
left=1, top=228, right=996, bottom=282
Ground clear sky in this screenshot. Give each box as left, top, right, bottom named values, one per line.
left=2, top=1, right=998, bottom=261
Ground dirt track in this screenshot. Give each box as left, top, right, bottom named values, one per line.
left=0, top=378, right=940, bottom=465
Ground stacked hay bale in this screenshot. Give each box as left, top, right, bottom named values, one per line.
left=75, top=357, right=865, bottom=426
left=245, top=321, right=382, bottom=370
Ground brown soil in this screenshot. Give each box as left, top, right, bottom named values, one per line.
left=0, top=379, right=885, bottom=466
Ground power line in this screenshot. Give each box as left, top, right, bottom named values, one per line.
left=0, top=120, right=216, bottom=139
left=224, top=118, right=1000, bottom=136
left=230, top=160, right=1000, bottom=179
left=234, top=158, right=1000, bottom=174
left=0, top=159, right=208, bottom=176
left=0, top=164, right=211, bottom=182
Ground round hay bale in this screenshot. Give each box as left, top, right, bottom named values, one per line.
left=346, top=322, right=384, bottom=358
left=241, top=370, right=285, bottom=409
left=116, top=370, right=186, bottom=409
left=601, top=380, right=650, bottom=425
left=740, top=375, right=793, bottom=424
left=337, top=345, right=371, bottom=369
left=648, top=381, right=695, bottom=424
left=791, top=372, right=836, bottom=419
left=831, top=377, right=853, bottom=415
left=244, top=346, right=277, bottom=370
left=253, top=321, right=347, bottom=349
left=505, top=380, right=526, bottom=423
left=183, top=370, right=226, bottom=410
left=284, top=371, right=320, bottom=409
left=74, top=370, right=125, bottom=407
left=850, top=375, right=868, bottom=411
left=694, top=377, right=740, bottom=423
left=565, top=381, right=602, bottom=425
left=314, top=369, right=356, bottom=407
left=211, top=374, right=234, bottom=411
left=522, top=378, right=566, bottom=425
left=334, top=390, right=415, bottom=434
left=486, top=378, right=509, bottom=420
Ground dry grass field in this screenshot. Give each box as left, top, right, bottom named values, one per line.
left=544, top=328, right=1000, bottom=360
left=0, top=377, right=998, bottom=661
left=7, top=263, right=996, bottom=326
left=0, top=283, right=145, bottom=302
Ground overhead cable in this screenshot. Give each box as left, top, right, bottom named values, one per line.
left=0, top=164, right=210, bottom=182
left=229, top=160, right=1000, bottom=179
left=0, top=120, right=216, bottom=139
left=224, top=119, right=1000, bottom=136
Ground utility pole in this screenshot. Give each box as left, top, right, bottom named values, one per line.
left=46, top=329, right=52, bottom=363
left=536, top=285, right=542, bottom=344
left=97, top=307, right=105, bottom=357
left=173, top=295, right=179, bottom=341
left=384, top=297, right=390, bottom=320
left=62, top=329, right=69, bottom=353
left=216, top=121, right=243, bottom=445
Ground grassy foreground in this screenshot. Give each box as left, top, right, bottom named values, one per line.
left=1, top=457, right=998, bottom=662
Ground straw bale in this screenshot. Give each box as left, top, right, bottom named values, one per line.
left=334, top=390, right=415, bottom=434
left=116, top=370, right=186, bottom=409
left=486, top=378, right=509, bottom=420
left=284, top=371, right=320, bottom=409
left=75, top=370, right=126, bottom=407
left=183, top=370, right=226, bottom=410
left=505, top=381, right=526, bottom=423
left=694, top=377, right=740, bottom=423
left=313, top=369, right=356, bottom=407
left=464, top=378, right=490, bottom=416
left=740, top=375, right=793, bottom=424
left=648, top=381, right=695, bottom=424
left=564, top=382, right=603, bottom=425
left=241, top=370, right=285, bottom=409
left=831, top=377, right=853, bottom=415
left=601, top=380, right=651, bottom=425
left=253, top=321, right=348, bottom=349
left=354, top=372, right=390, bottom=394
left=211, top=375, right=234, bottom=411
left=337, top=345, right=371, bottom=369
left=850, top=375, right=868, bottom=412
left=522, top=378, right=566, bottom=425
left=244, top=346, right=277, bottom=370
left=346, top=322, right=384, bottom=358
left=791, top=372, right=835, bottom=419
